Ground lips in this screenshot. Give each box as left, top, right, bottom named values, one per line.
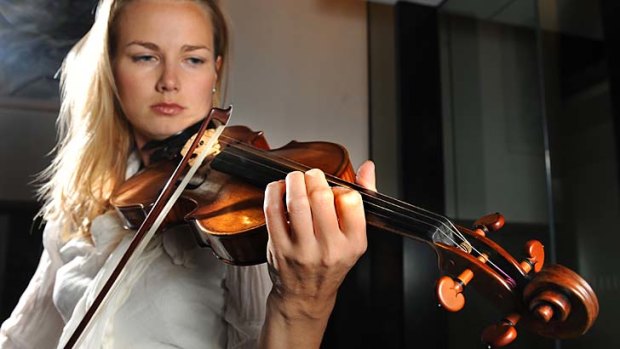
left=151, top=103, right=185, bottom=116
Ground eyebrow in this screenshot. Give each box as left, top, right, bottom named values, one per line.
left=182, top=44, right=212, bottom=53
left=125, top=41, right=212, bottom=53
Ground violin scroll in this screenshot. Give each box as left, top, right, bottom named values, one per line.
left=521, top=264, right=599, bottom=338
left=434, top=213, right=598, bottom=348
left=481, top=264, right=598, bottom=348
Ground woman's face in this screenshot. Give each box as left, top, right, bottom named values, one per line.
left=112, top=0, right=221, bottom=148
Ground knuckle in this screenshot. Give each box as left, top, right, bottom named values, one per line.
left=339, top=190, right=362, bottom=207
left=355, top=238, right=368, bottom=256
left=286, top=196, right=310, bottom=215
left=308, top=186, right=334, bottom=204
left=320, top=251, right=339, bottom=268
left=263, top=182, right=283, bottom=213
left=271, top=249, right=289, bottom=264
left=288, top=250, right=316, bottom=268
left=263, top=201, right=281, bottom=218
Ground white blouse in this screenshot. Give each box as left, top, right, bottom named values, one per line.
left=0, top=154, right=272, bottom=349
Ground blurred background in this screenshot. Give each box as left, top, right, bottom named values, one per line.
left=0, top=0, right=617, bottom=348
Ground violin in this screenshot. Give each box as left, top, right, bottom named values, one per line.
left=65, top=107, right=598, bottom=348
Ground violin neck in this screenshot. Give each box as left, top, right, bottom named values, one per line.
left=211, top=143, right=458, bottom=247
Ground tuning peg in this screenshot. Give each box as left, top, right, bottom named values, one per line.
left=474, top=213, right=505, bottom=234
left=436, top=270, right=472, bottom=312
left=520, top=240, right=545, bottom=274
left=436, top=253, right=489, bottom=312
left=481, top=313, right=520, bottom=348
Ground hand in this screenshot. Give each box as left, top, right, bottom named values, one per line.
left=261, top=160, right=375, bottom=347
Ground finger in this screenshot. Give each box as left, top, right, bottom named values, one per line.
left=356, top=160, right=376, bottom=191
left=304, top=168, right=340, bottom=242
left=264, top=180, right=291, bottom=249
left=285, top=171, right=316, bottom=245
left=333, top=187, right=367, bottom=251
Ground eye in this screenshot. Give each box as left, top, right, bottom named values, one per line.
left=131, top=55, right=157, bottom=63
left=186, top=57, right=206, bottom=65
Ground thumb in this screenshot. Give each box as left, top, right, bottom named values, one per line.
left=355, top=160, right=376, bottom=192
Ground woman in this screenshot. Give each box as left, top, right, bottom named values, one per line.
left=0, top=0, right=376, bottom=348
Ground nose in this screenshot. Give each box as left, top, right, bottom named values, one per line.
left=156, top=62, right=179, bottom=93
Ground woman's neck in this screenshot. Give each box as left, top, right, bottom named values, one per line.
left=133, top=131, right=152, bottom=166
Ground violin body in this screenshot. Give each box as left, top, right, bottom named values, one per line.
left=111, top=125, right=356, bottom=265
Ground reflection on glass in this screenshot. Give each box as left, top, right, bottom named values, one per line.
left=439, top=0, right=617, bottom=348
left=0, top=1, right=95, bottom=99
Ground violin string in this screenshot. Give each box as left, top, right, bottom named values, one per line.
left=214, top=137, right=513, bottom=277
left=354, top=190, right=514, bottom=282
left=361, top=200, right=470, bottom=250
left=214, top=135, right=466, bottom=244
left=210, top=135, right=512, bottom=282
left=359, top=190, right=513, bottom=283
left=212, top=136, right=468, bottom=246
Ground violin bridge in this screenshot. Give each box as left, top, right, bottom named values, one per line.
left=181, top=128, right=222, bottom=167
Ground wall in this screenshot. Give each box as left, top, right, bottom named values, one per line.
left=224, top=0, right=369, bottom=168
left=0, top=100, right=58, bottom=202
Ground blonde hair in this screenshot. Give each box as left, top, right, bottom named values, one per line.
left=37, top=0, right=229, bottom=239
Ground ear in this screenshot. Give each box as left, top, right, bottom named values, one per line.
left=215, top=55, right=223, bottom=78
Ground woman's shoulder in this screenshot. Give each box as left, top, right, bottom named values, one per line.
left=41, top=218, right=64, bottom=265
left=43, top=210, right=130, bottom=265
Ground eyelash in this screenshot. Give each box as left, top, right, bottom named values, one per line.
left=130, top=55, right=206, bottom=66
left=131, top=55, right=156, bottom=63
left=186, top=57, right=206, bottom=65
